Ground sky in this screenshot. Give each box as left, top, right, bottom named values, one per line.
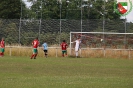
left=24, top=0, right=133, bottom=22
left=125, top=11, right=133, bottom=22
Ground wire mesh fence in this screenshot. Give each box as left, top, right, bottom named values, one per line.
left=0, top=19, right=133, bottom=58
left=0, top=19, right=133, bottom=46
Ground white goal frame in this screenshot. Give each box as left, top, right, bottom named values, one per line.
left=70, top=32, right=133, bottom=58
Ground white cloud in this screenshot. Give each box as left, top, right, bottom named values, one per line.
left=23, top=0, right=32, bottom=7
left=126, top=10, right=133, bottom=22
left=126, top=0, right=133, bottom=22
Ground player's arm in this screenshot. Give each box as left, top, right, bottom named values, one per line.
left=71, top=40, right=76, bottom=43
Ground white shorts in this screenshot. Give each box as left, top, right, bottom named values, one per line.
left=75, top=47, right=79, bottom=52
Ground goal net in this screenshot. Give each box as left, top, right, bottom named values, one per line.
left=70, top=32, right=133, bottom=55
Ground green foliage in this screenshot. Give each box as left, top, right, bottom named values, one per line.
left=4, top=23, right=18, bottom=44
left=0, top=0, right=122, bottom=20
left=27, top=0, right=121, bottom=20
left=0, top=0, right=22, bottom=19
left=0, top=19, right=20, bottom=44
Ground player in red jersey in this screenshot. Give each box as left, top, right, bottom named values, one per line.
left=30, top=37, right=39, bottom=59
left=0, top=38, right=5, bottom=57
left=60, top=40, right=68, bottom=57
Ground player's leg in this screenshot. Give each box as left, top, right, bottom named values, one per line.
left=44, top=50, right=48, bottom=58
left=62, top=51, right=65, bottom=57
left=0, top=48, right=2, bottom=56
left=43, top=50, right=46, bottom=57
left=63, top=50, right=67, bottom=57
left=34, top=53, right=37, bottom=59
left=75, top=47, right=79, bottom=57
left=30, top=54, right=34, bottom=59
left=30, top=48, right=36, bottom=59
left=46, top=50, right=48, bottom=58
left=1, top=48, right=5, bottom=56
left=34, top=49, right=38, bottom=59
left=65, top=50, right=67, bottom=56
left=75, top=51, right=78, bottom=57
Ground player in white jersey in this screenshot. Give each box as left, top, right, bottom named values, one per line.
left=73, top=38, right=81, bottom=58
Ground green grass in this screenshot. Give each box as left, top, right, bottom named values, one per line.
left=0, top=56, right=133, bottom=88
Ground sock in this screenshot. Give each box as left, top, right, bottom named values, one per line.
left=76, top=52, right=78, bottom=57
left=1, top=53, right=4, bottom=56
left=34, top=54, right=37, bottom=59
left=31, top=54, right=34, bottom=59
left=45, top=53, right=48, bottom=57
left=62, top=54, right=64, bottom=57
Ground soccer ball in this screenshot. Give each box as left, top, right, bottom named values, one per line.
left=101, top=39, right=103, bottom=42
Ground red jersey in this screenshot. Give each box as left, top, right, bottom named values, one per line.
left=60, top=42, right=68, bottom=50
left=0, top=40, right=5, bottom=48
left=32, top=39, right=39, bottom=48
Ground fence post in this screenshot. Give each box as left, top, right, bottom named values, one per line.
left=56, top=47, right=58, bottom=57
left=80, top=48, right=81, bottom=57
left=10, top=47, right=12, bottom=56
left=128, top=49, right=131, bottom=59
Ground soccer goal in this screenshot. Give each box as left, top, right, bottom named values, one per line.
left=70, top=32, right=133, bottom=56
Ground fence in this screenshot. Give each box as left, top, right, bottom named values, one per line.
left=0, top=19, right=133, bottom=58
left=0, top=19, right=133, bottom=45
left=4, top=46, right=133, bottom=59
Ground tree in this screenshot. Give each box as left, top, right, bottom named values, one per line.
left=88, top=0, right=120, bottom=20
left=27, top=0, right=121, bottom=20
left=0, top=0, right=27, bottom=19
left=27, top=0, right=60, bottom=19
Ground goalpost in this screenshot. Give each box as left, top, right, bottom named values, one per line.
left=70, top=32, right=133, bottom=57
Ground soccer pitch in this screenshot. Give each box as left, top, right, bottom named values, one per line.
left=0, top=56, right=133, bottom=88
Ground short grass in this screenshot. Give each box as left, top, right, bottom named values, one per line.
left=0, top=56, right=133, bottom=88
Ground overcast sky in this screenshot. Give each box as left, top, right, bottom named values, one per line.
left=125, top=11, right=133, bottom=22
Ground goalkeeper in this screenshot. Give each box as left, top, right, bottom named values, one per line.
left=72, top=38, right=81, bottom=58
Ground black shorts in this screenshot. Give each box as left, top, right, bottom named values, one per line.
left=43, top=50, right=48, bottom=53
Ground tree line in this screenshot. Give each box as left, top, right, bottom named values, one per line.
left=0, top=0, right=121, bottom=20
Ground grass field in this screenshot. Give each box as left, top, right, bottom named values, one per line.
left=0, top=56, right=133, bottom=88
